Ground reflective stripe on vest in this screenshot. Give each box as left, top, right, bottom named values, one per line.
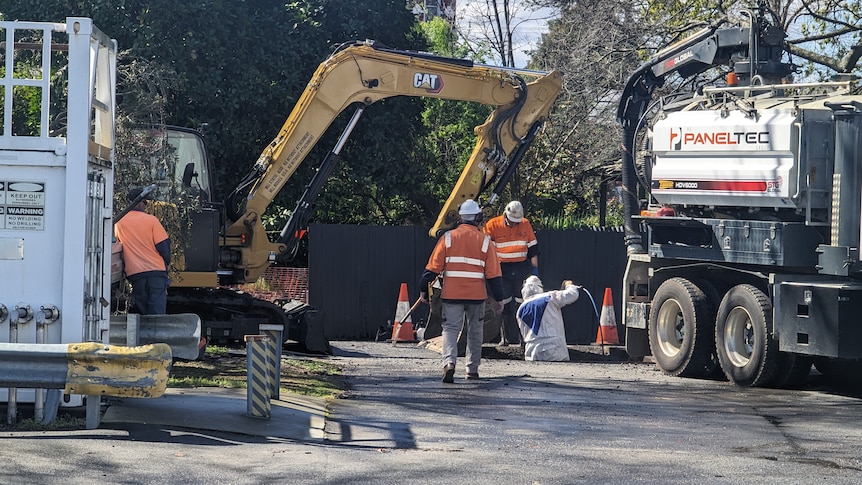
left=443, top=270, right=486, bottom=279
left=445, top=256, right=486, bottom=267
left=494, top=239, right=529, bottom=260
left=443, top=231, right=489, bottom=280
left=445, top=232, right=491, bottom=253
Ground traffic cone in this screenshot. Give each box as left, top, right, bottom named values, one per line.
left=595, top=287, right=620, bottom=345
left=392, top=282, right=415, bottom=342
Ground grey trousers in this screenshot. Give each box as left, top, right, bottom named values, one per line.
left=441, top=301, right=485, bottom=374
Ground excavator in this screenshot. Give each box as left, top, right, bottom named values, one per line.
left=116, top=40, right=562, bottom=350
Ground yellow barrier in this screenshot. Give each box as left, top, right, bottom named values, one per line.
left=64, top=342, right=172, bottom=398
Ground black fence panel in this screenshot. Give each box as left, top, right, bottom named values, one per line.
left=536, top=228, right=626, bottom=344
left=309, top=224, right=626, bottom=343
left=308, top=224, right=436, bottom=340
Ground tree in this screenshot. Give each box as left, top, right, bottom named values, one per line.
left=457, top=0, right=557, bottom=67
left=507, top=0, right=648, bottom=225
left=0, top=0, right=439, bottom=232
left=523, top=0, right=862, bottom=227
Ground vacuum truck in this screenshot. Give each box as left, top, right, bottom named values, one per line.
left=617, top=4, right=862, bottom=387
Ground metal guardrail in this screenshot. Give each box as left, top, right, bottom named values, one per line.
left=109, top=313, right=202, bottom=360
left=0, top=341, right=171, bottom=398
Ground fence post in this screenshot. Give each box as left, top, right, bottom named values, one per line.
left=244, top=335, right=271, bottom=419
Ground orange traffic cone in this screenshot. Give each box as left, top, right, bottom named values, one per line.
left=595, top=287, right=620, bottom=345
left=392, top=282, right=415, bottom=342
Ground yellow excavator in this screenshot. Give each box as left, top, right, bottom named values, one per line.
left=116, top=40, right=561, bottom=349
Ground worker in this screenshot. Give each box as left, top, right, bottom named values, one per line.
left=114, top=187, right=171, bottom=315
left=483, top=200, right=539, bottom=345
left=420, top=199, right=505, bottom=383
left=517, top=276, right=580, bottom=362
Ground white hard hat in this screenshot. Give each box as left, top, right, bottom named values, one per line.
left=459, top=199, right=482, bottom=216
left=505, top=200, right=524, bottom=223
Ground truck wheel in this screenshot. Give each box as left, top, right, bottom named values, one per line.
left=648, top=277, right=715, bottom=377
left=715, top=284, right=779, bottom=387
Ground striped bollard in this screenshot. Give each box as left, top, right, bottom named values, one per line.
left=244, top=335, right=271, bottom=419
left=259, top=324, right=284, bottom=400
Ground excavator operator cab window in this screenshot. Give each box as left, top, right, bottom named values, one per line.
left=128, top=126, right=213, bottom=203
left=164, top=128, right=212, bottom=203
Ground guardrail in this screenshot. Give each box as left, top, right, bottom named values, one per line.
left=1, top=342, right=172, bottom=427
left=109, top=313, right=202, bottom=360
left=0, top=341, right=171, bottom=396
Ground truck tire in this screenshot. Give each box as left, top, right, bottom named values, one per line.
left=715, top=284, right=779, bottom=387
left=648, top=277, right=715, bottom=377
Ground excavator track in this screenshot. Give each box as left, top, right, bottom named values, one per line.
left=166, top=288, right=329, bottom=353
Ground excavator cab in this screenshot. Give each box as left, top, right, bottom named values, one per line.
left=141, top=125, right=215, bottom=204
left=120, top=125, right=221, bottom=285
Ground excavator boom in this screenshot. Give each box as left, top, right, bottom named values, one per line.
left=222, top=40, right=562, bottom=284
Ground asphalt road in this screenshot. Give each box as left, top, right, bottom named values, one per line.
left=2, top=341, right=862, bottom=484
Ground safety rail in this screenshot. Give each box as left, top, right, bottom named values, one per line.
left=0, top=341, right=171, bottom=396
left=1, top=342, right=171, bottom=428
left=108, top=313, right=202, bottom=360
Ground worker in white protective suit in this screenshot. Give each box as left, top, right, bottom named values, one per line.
left=516, top=276, right=580, bottom=361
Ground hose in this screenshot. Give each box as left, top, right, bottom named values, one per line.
left=579, top=286, right=601, bottom=322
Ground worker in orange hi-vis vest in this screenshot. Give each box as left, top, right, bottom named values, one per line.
left=419, top=199, right=505, bottom=384
left=115, top=187, right=171, bottom=315
left=483, top=200, right=539, bottom=346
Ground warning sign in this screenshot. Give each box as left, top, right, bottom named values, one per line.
left=1, top=181, right=45, bottom=231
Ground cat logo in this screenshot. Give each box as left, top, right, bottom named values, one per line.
left=413, top=72, right=444, bottom=93
left=658, top=180, right=675, bottom=189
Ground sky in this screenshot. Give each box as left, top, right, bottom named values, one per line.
left=454, top=1, right=557, bottom=68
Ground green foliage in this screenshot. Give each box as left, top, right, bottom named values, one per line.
left=113, top=54, right=201, bottom=278
left=4, top=0, right=861, bottom=238
left=0, top=413, right=86, bottom=431
left=533, top=201, right=624, bottom=229
left=421, top=16, right=469, bottom=58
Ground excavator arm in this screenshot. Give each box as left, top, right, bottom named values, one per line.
left=222, top=40, right=561, bottom=284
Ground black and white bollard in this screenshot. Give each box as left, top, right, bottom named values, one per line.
left=244, top=335, right=271, bottom=419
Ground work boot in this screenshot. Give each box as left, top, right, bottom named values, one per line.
left=466, top=372, right=480, bottom=380
left=442, top=363, right=455, bottom=383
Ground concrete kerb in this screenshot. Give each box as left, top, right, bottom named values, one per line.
left=101, top=387, right=328, bottom=441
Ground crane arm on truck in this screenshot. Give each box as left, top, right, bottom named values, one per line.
left=616, top=4, right=793, bottom=254
left=220, top=40, right=561, bottom=284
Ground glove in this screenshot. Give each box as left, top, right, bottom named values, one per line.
left=531, top=266, right=539, bottom=276
left=419, top=292, right=428, bottom=303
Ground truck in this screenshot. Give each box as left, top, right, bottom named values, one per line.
left=116, top=41, right=562, bottom=350
left=618, top=4, right=862, bottom=387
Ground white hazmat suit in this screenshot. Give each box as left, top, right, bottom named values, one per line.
left=516, top=276, right=580, bottom=361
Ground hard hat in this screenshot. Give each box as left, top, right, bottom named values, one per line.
left=505, top=200, right=524, bottom=223
left=459, top=199, right=482, bottom=216
left=127, top=187, right=144, bottom=202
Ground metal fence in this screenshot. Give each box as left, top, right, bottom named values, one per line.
left=306, top=224, right=626, bottom=343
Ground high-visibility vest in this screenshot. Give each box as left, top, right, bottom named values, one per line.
left=483, top=215, right=537, bottom=263
left=426, top=224, right=502, bottom=301
left=114, top=210, right=169, bottom=276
